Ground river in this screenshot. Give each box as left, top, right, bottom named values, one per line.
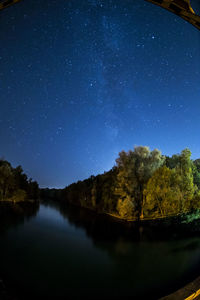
left=1, top=201, right=200, bottom=299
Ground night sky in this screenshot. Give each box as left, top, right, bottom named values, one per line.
left=0, top=0, right=200, bottom=188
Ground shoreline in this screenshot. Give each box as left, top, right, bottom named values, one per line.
left=62, top=200, right=199, bottom=225
left=105, top=211, right=190, bottom=222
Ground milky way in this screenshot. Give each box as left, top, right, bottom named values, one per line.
left=0, top=0, right=200, bottom=187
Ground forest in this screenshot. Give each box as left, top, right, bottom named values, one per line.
left=3, top=146, right=200, bottom=220
left=0, top=159, right=39, bottom=202
left=42, top=146, right=200, bottom=221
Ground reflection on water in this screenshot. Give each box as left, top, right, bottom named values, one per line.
left=0, top=201, right=39, bottom=234
left=1, top=200, right=200, bottom=299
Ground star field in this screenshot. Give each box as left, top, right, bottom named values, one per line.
left=0, top=0, right=200, bottom=187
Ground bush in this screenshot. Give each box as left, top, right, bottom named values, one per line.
left=9, top=189, right=27, bottom=203
left=117, top=196, right=135, bottom=219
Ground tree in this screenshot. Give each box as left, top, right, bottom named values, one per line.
left=165, top=154, right=180, bottom=169
left=101, top=167, right=118, bottom=213
left=174, top=149, right=196, bottom=211
left=143, top=149, right=197, bottom=217
left=91, top=182, right=97, bottom=208
left=13, top=165, right=28, bottom=192
left=143, top=166, right=181, bottom=217
left=9, top=189, right=27, bottom=203
left=117, top=196, right=135, bottom=219
left=0, top=160, right=39, bottom=202
left=27, top=179, right=39, bottom=200
left=192, top=159, right=200, bottom=189
left=0, top=161, right=15, bottom=200
left=115, top=146, right=165, bottom=219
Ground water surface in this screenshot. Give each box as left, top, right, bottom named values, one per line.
left=1, top=201, right=200, bottom=299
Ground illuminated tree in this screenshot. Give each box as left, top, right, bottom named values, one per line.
left=174, top=149, right=196, bottom=211
left=117, top=196, right=135, bottom=219
left=143, top=166, right=180, bottom=217
left=115, top=146, right=165, bottom=219
left=144, top=149, right=197, bottom=217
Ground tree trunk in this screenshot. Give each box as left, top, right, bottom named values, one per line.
left=140, top=196, right=144, bottom=219
left=157, top=198, right=164, bottom=216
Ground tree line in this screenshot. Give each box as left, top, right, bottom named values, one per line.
left=59, top=146, right=200, bottom=220
left=0, top=159, right=39, bottom=202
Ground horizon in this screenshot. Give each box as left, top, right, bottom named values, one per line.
left=2, top=144, right=199, bottom=189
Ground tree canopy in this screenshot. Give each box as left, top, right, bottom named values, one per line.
left=58, top=146, right=200, bottom=221
left=0, top=159, right=39, bottom=202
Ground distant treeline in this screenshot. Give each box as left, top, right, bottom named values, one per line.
left=43, top=146, right=200, bottom=220
left=0, top=159, right=39, bottom=202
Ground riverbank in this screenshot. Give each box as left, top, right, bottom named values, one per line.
left=0, top=199, right=39, bottom=204
left=106, top=210, right=190, bottom=222
left=59, top=198, right=200, bottom=234
left=41, top=196, right=200, bottom=240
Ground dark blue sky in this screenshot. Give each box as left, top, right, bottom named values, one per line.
left=0, top=0, right=200, bottom=188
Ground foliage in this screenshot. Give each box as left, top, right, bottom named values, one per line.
left=44, top=146, right=200, bottom=221
left=8, top=189, right=27, bottom=202
left=116, top=196, right=135, bottom=219
left=144, top=166, right=181, bottom=217
left=192, top=159, right=200, bottom=189
left=62, top=168, right=118, bottom=214
left=0, top=159, right=39, bottom=202
left=114, top=146, right=165, bottom=218
left=144, top=149, right=197, bottom=218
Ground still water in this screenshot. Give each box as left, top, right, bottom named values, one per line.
left=1, top=201, right=200, bottom=299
